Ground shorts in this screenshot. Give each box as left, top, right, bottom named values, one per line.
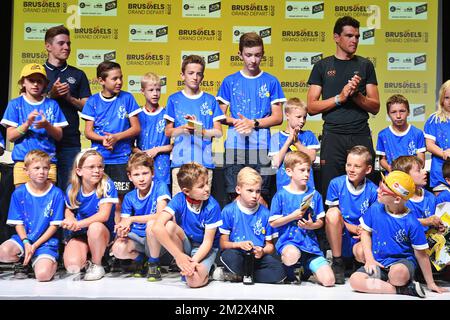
left=14, top=161, right=57, bottom=185
left=356, top=258, right=416, bottom=281
left=171, top=167, right=213, bottom=196
left=182, top=237, right=218, bottom=273
left=64, top=223, right=114, bottom=244
left=8, top=234, right=58, bottom=267
left=280, top=243, right=328, bottom=277
left=342, top=226, right=360, bottom=258
left=104, top=164, right=133, bottom=195
left=127, top=232, right=165, bottom=258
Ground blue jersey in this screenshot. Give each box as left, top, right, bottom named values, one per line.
left=424, top=114, right=450, bottom=188
left=164, top=91, right=225, bottom=169
left=376, top=125, right=426, bottom=165
left=406, top=188, right=436, bottom=232
left=164, top=192, right=222, bottom=247
left=360, top=202, right=428, bottom=268
left=65, top=178, right=118, bottom=231
left=121, top=181, right=171, bottom=237
left=269, top=130, right=319, bottom=190
left=0, top=133, right=4, bottom=149
left=325, top=175, right=378, bottom=226
left=80, top=91, right=142, bottom=164
left=220, top=200, right=275, bottom=248
left=7, top=183, right=65, bottom=244
left=1, top=96, right=68, bottom=163
left=436, top=189, right=450, bottom=205
left=217, top=70, right=286, bottom=150
left=269, top=186, right=325, bottom=255
left=137, top=107, right=171, bottom=184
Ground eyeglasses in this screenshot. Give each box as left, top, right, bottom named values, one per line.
left=378, top=182, right=397, bottom=197
left=82, top=165, right=104, bottom=172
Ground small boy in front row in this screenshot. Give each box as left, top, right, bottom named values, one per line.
left=270, top=151, right=335, bottom=287
left=325, top=145, right=378, bottom=284
left=349, top=171, right=447, bottom=298
left=0, top=150, right=65, bottom=281
left=215, top=167, right=286, bottom=285
left=111, top=152, right=171, bottom=281
left=152, top=162, right=222, bottom=288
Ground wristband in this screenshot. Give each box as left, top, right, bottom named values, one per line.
left=16, top=126, right=26, bottom=135
left=335, top=95, right=341, bottom=106
left=22, top=238, right=31, bottom=244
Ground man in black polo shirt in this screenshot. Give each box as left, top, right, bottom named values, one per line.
left=44, top=25, right=91, bottom=190
left=307, top=16, right=380, bottom=284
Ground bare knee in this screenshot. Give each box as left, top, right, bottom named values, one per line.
left=34, top=262, right=56, bottom=282
left=388, top=265, right=410, bottom=286
left=87, top=222, right=107, bottom=240
left=353, top=244, right=365, bottom=263
left=281, top=246, right=300, bottom=266
left=186, top=264, right=209, bottom=288
left=111, top=239, right=129, bottom=259
left=146, top=220, right=156, bottom=238
left=325, top=207, right=342, bottom=225
left=349, top=272, right=367, bottom=291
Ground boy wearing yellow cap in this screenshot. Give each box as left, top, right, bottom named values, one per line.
left=0, top=63, right=68, bottom=186
left=349, top=171, right=447, bottom=298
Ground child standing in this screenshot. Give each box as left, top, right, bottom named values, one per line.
left=111, top=152, right=171, bottom=281
left=80, top=61, right=141, bottom=216
left=376, top=94, right=426, bottom=172
left=216, top=167, right=286, bottom=284
left=62, top=149, right=118, bottom=281
left=349, top=171, right=446, bottom=297
left=217, top=32, right=286, bottom=204
left=424, top=80, right=450, bottom=193
left=325, top=145, right=378, bottom=284
left=1, top=63, right=68, bottom=186
left=164, top=55, right=225, bottom=195
left=269, top=97, right=319, bottom=191
left=270, top=151, right=335, bottom=287
left=134, top=72, right=172, bottom=186
left=152, top=162, right=222, bottom=288
left=0, top=150, right=65, bottom=281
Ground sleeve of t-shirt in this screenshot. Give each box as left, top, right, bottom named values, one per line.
left=303, top=131, right=320, bottom=149
left=416, top=128, right=426, bottom=153
left=269, top=192, right=283, bottom=222
left=50, top=188, right=66, bottom=225
left=126, top=93, right=142, bottom=118
left=80, top=95, right=96, bottom=121
left=120, top=192, right=134, bottom=218
left=423, top=116, right=436, bottom=141
left=78, top=71, right=92, bottom=98
left=211, top=97, right=226, bottom=123
left=312, top=192, right=325, bottom=220
left=376, top=130, right=386, bottom=155
left=216, top=77, right=230, bottom=105
left=269, top=78, right=286, bottom=105
left=204, top=200, right=223, bottom=230
left=6, top=190, right=23, bottom=225
left=360, top=205, right=374, bottom=232
left=268, top=132, right=281, bottom=156
left=99, top=179, right=119, bottom=205
left=365, top=60, right=378, bottom=85
left=264, top=211, right=276, bottom=240
left=156, top=182, right=172, bottom=203
left=325, top=178, right=340, bottom=207
left=164, top=193, right=183, bottom=218
left=50, top=99, right=69, bottom=127
left=163, top=95, right=175, bottom=123
left=1, top=101, right=19, bottom=127
left=409, top=219, right=428, bottom=250
left=307, top=61, right=324, bottom=86
left=219, top=206, right=232, bottom=235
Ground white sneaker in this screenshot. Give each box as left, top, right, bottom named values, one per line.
left=84, top=261, right=105, bottom=281
left=212, top=266, right=225, bottom=281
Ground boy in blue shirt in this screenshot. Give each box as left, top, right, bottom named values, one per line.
left=134, top=72, right=172, bottom=186
left=269, top=97, right=319, bottom=191
left=217, top=32, right=286, bottom=205
left=0, top=150, right=64, bottom=281
left=377, top=94, right=425, bottom=172
left=111, top=152, right=171, bottom=281
left=165, top=55, right=225, bottom=196
left=270, top=151, right=335, bottom=286
left=349, top=171, right=446, bottom=297
left=215, top=167, right=286, bottom=285
left=325, top=145, right=378, bottom=284
left=152, top=162, right=222, bottom=288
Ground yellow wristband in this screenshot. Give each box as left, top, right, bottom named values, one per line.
left=16, top=126, right=26, bottom=135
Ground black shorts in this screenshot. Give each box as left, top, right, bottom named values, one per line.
left=356, top=259, right=416, bottom=281
left=104, top=164, right=133, bottom=195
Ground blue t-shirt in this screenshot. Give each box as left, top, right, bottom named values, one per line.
left=164, top=192, right=223, bottom=247
left=269, top=130, right=319, bottom=190
left=121, top=181, right=171, bottom=237
left=65, top=178, right=119, bottom=231
left=376, top=125, right=426, bottom=165
left=1, top=95, right=68, bottom=163
left=360, top=202, right=428, bottom=268
left=269, top=186, right=325, bottom=255
left=164, top=90, right=225, bottom=169
left=325, top=175, right=378, bottom=226
left=7, top=183, right=65, bottom=244
left=80, top=91, right=142, bottom=164
left=436, top=189, right=450, bottom=205
left=0, top=133, right=4, bottom=149
left=424, top=114, right=450, bottom=188
left=220, top=200, right=275, bottom=248
left=137, top=107, right=171, bottom=184
left=217, top=70, right=286, bottom=150
left=406, top=188, right=436, bottom=232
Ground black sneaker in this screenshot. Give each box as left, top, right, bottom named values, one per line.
left=13, top=263, right=30, bottom=279
left=396, top=281, right=426, bottom=298
left=243, top=275, right=254, bottom=285
left=108, top=256, right=122, bottom=274
left=132, top=261, right=148, bottom=278
left=147, top=263, right=162, bottom=282
left=331, top=257, right=345, bottom=284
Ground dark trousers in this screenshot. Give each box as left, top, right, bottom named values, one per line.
left=220, top=249, right=286, bottom=284
left=56, top=146, right=80, bottom=191
left=320, top=131, right=375, bottom=201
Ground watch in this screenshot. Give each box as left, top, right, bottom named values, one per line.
left=253, top=119, right=260, bottom=129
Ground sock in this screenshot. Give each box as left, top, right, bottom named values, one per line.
left=148, top=256, right=160, bottom=264
left=134, top=253, right=144, bottom=263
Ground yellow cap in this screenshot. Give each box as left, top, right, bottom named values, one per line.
left=381, top=171, right=416, bottom=200
left=20, top=63, right=47, bottom=79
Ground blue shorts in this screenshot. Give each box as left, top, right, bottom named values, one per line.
left=342, top=227, right=360, bottom=258
left=9, top=234, right=59, bottom=267
left=182, top=237, right=218, bottom=273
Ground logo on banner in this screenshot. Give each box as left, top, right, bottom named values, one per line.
left=24, top=23, right=63, bottom=41
left=230, top=4, right=275, bottom=16
left=77, top=49, right=116, bottom=67
left=360, top=27, right=375, bottom=45
left=22, top=1, right=67, bottom=13
left=389, top=2, right=427, bottom=20
left=334, top=5, right=373, bottom=17
left=128, top=75, right=167, bottom=94
left=79, top=0, right=117, bottom=16
left=284, top=52, right=322, bottom=70
left=233, top=26, right=272, bottom=44
left=21, top=50, right=48, bottom=64
left=280, top=80, right=310, bottom=94
left=178, top=28, right=222, bottom=41
left=182, top=0, right=221, bottom=18
left=384, top=81, right=428, bottom=95
left=129, top=25, right=169, bottom=42
left=285, top=1, right=324, bottom=19
left=387, top=53, right=426, bottom=71
left=127, top=2, right=172, bottom=15
left=126, top=52, right=170, bottom=66
left=281, top=29, right=325, bottom=43
left=385, top=30, right=428, bottom=43
left=73, top=26, right=118, bottom=40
